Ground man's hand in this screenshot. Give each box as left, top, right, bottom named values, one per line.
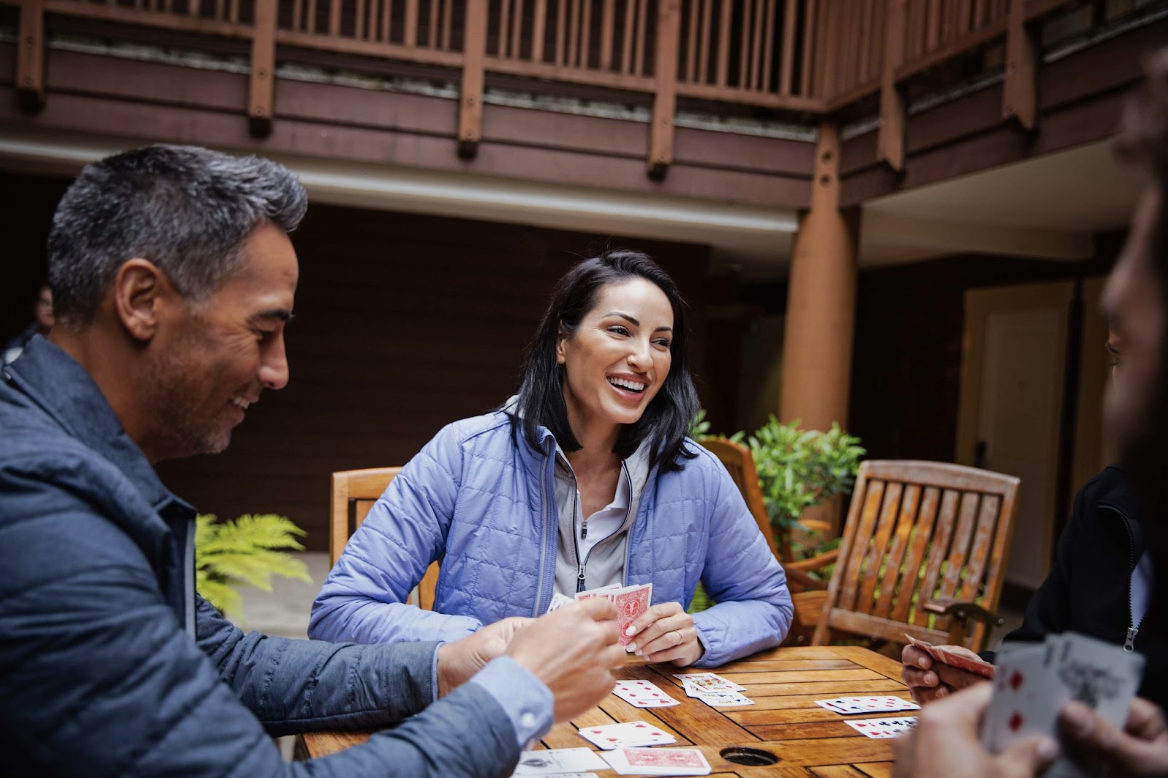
left=1059, top=697, right=1168, bottom=777
left=506, top=598, right=625, bottom=723
left=901, top=644, right=991, bottom=704
left=894, top=682, right=1058, bottom=778
left=625, top=602, right=704, bottom=667
left=436, top=616, right=532, bottom=697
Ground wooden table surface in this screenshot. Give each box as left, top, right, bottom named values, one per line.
left=301, top=645, right=912, bottom=777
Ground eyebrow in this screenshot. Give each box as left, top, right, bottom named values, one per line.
left=607, top=312, right=673, bottom=333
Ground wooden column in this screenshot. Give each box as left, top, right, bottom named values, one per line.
left=1002, top=0, right=1037, bottom=130
left=17, top=0, right=45, bottom=110
left=249, top=0, right=278, bottom=136
left=458, top=0, right=489, bottom=158
left=876, top=0, right=907, bottom=171
left=647, top=0, right=681, bottom=177
left=779, top=122, right=859, bottom=435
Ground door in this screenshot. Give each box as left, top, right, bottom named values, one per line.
left=955, top=282, right=1074, bottom=590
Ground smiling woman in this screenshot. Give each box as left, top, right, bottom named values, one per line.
left=309, top=250, right=794, bottom=669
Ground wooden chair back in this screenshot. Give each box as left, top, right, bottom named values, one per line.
left=811, top=460, right=1020, bottom=653
left=330, top=467, right=439, bottom=610
left=700, top=437, right=779, bottom=559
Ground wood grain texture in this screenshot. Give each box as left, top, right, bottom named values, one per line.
left=300, top=646, right=909, bottom=774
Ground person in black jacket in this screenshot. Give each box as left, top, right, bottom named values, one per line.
left=901, top=464, right=1168, bottom=710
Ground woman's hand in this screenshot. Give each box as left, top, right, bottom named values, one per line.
left=624, top=602, right=704, bottom=666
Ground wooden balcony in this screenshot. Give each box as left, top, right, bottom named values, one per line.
left=4, top=0, right=1161, bottom=174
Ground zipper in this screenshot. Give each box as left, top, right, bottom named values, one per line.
left=572, top=461, right=635, bottom=592
left=1114, top=505, right=1144, bottom=652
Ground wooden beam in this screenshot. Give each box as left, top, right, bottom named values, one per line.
left=17, top=0, right=45, bottom=110
left=647, top=0, right=681, bottom=177
left=458, top=0, right=488, bottom=157
left=1002, top=0, right=1037, bottom=130
left=876, top=0, right=907, bottom=171
left=248, top=0, right=278, bottom=135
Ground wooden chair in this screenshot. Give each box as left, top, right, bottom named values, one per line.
left=806, top=460, right=1020, bottom=653
left=330, top=467, right=440, bottom=610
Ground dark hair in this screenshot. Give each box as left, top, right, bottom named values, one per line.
left=1116, top=48, right=1168, bottom=625
left=514, top=249, right=701, bottom=472
left=48, top=144, right=307, bottom=327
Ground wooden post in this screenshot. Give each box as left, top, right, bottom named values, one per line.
left=17, top=0, right=45, bottom=111
left=876, top=0, right=907, bottom=171
left=779, top=123, right=859, bottom=441
left=248, top=0, right=278, bottom=136
left=1002, top=0, right=1037, bottom=130
left=458, top=0, right=488, bottom=158
left=647, top=0, right=681, bottom=178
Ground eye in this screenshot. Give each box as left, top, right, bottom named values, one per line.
left=607, top=325, right=630, bottom=336
left=653, top=337, right=672, bottom=350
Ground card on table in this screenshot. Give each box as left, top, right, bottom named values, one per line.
left=845, top=716, right=918, bottom=739
left=613, top=679, right=680, bottom=708
left=674, top=672, right=745, bottom=693
left=815, top=696, right=920, bottom=715
left=577, top=721, right=676, bottom=749
left=689, top=689, right=755, bottom=707
left=907, top=635, right=995, bottom=678
left=601, top=747, right=712, bottom=776
left=510, top=747, right=608, bottom=776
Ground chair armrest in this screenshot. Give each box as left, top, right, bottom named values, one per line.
left=924, top=597, right=1004, bottom=649
left=784, top=548, right=840, bottom=573
left=784, top=566, right=829, bottom=594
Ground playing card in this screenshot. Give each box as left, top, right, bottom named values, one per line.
left=547, top=592, right=574, bottom=613
left=601, top=747, right=712, bottom=776
left=845, top=716, right=918, bottom=739
left=612, top=584, right=653, bottom=647
left=814, top=696, right=919, bottom=715
left=981, top=642, right=1063, bottom=754
left=674, top=672, right=745, bottom=693
left=1043, top=632, right=1146, bottom=778
left=907, top=635, right=995, bottom=679
left=613, top=679, right=680, bottom=708
left=577, top=721, right=676, bottom=749
left=510, top=747, right=608, bottom=775
left=690, top=689, right=755, bottom=707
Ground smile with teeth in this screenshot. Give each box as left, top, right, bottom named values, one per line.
left=231, top=397, right=252, bottom=410
left=608, top=377, right=647, bottom=393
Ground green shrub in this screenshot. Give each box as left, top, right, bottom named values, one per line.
left=195, top=513, right=312, bottom=620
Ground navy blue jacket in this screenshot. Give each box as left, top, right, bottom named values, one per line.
left=0, top=337, right=520, bottom=778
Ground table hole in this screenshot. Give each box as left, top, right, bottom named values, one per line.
left=720, top=746, right=779, bottom=766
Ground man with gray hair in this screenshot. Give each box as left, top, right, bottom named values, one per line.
left=0, top=144, right=625, bottom=778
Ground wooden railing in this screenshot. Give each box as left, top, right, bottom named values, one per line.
left=9, top=0, right=1142, bottom=172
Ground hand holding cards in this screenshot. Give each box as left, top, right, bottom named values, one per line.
left=981, top=632, right=1145, bottom=777
left=575, top=583, right=653, bottom=647
left=907, top=635, right=995, bottom=679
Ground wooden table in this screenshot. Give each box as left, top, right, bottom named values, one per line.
left=301, top=645, right=911, bottom=777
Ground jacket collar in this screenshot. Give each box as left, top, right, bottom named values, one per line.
left=3, top=335, right=195, bottom=518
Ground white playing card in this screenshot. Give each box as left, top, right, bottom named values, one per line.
left=547, top=592, right=574, bottom=613
left=815, top=696, right=919, bottom=715
left=613, top=679, right=680, bottom=708
left=510, top=747, right=608, bottom=776
left=601, top=747, right=712, bottom=776
left=846, top=716, right=918, bottom=739
left=691, top=689, right=755, bottom=707
left=1044, top=632, right=1146, bottom=778
left=577, top=721, right=676, bottom=749
left=981, top=642, right=1062, bottom=754
left=674, top=672, right=746, bottom=693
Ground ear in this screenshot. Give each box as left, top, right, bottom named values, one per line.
left=555, top=324, right=568, bottom=364
left=111, top=258, right=171, bottom=343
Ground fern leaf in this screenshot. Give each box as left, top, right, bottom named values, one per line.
left=198, top=578, right=244, bottom=619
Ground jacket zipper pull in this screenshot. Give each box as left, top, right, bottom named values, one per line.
left=577, top=563, right=587, bottom=590
left=1124, top=626, right=1139, bottom=652
left=580, top=518, right=588, bottom=540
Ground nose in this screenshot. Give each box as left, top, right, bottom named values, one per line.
left=627, top=336, right=652, bottom=371
left=258, top=330, right=290, bottom=391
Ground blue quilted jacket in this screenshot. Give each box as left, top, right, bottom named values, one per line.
left=310, top=411, right=793, bottom=667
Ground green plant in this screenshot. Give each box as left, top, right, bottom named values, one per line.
left=741, top=416, right=865, bottom=542
left=195, top=513, right=312, bottom=620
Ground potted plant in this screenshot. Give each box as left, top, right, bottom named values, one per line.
left=195, top=513, right=312, bottom=620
